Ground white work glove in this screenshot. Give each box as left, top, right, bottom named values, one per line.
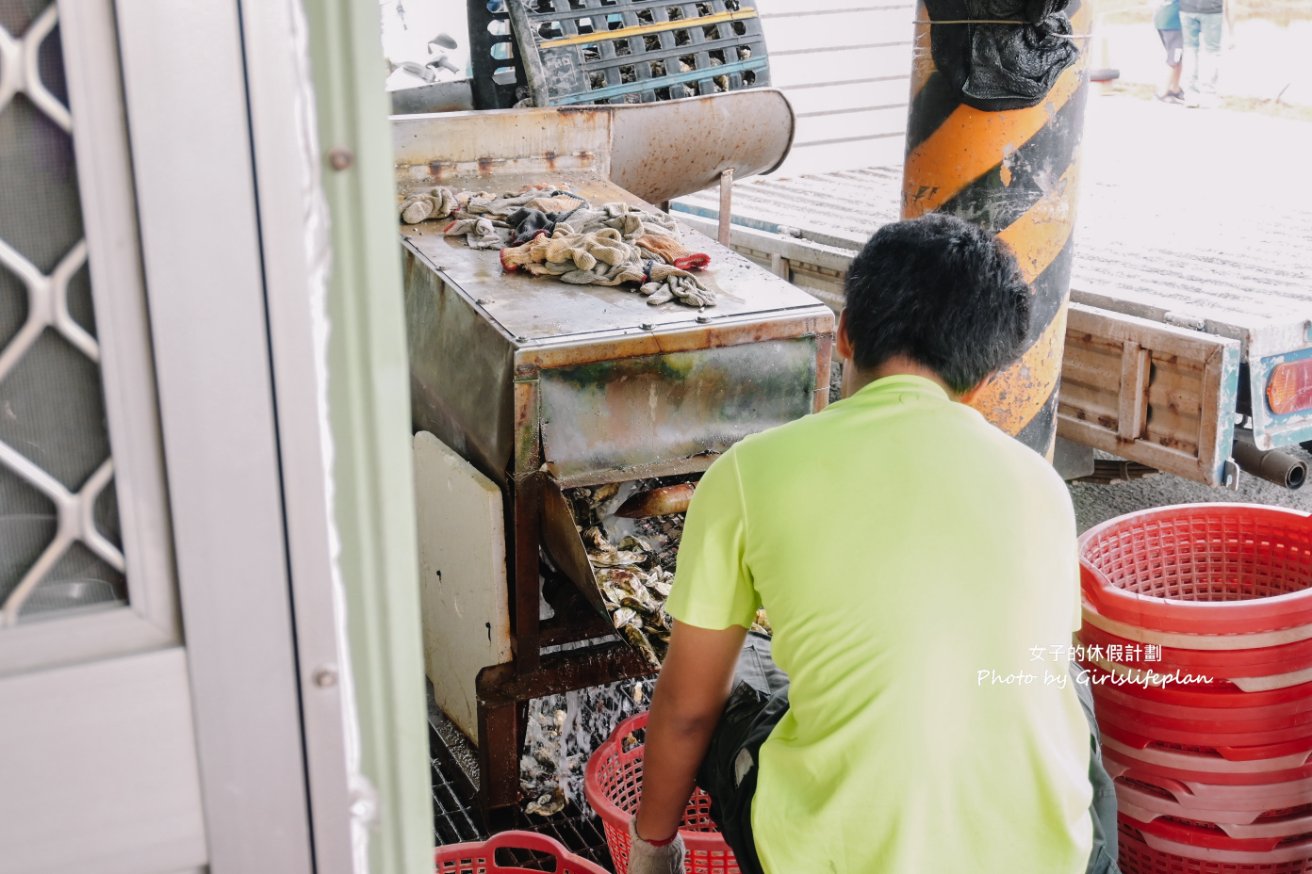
left=627, top=817, right=685, bottom=874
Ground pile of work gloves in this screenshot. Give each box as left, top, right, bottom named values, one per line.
left=398, top=185, right=715, bottom=308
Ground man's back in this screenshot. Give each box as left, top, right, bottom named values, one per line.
left=667, top=374, right=1093, bottom=872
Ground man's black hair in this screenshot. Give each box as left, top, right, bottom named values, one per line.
left=843, top=213, right=1032, bottom=394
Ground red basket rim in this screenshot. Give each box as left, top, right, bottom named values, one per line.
left=582, top=710, right=730, bottom=854
left=433, top=830, right=610, bottom=873
left=1101, top=721, right=1312, bottom=761
left=1105, top=746, right=1312, bottom=787
left=1119, top=819, right=1312, bottom=869
left=1088, top=676, right=1312, bottom=721
left=1080, top=504, right=1312, bottom=633
left=1082, top=603, right=1312, bottom=650
left=1079, top=623, right=1312, bottom=674
left=1082, top=664, right=1312, bottom=708
left=1123, top=814, right=1312, bottom=857
left=1094, top=695, right=1312, bottom=736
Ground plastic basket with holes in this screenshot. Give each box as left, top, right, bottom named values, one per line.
left=583, top=711, right=739, bottom=874
left=507, top=0, right=770, bottom=107
left=1080, top=505, right=1312, bottom=637
left=1118, top=821, right=1312, bottom=874
left=433, top=831, right=610, bottom=874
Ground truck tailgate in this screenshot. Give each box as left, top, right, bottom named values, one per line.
left=1060, top=304, right=1240, bottom=486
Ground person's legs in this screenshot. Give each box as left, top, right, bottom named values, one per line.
left=696, top=633, right=787, bottom=874
left=1072, top=663, right=1121, bottom=874
left=1179, top=12, right=1203, bottom=102
left=1196, top=12, right=1223, bottom=102
left=1157, top=28, right=1183, bottom=98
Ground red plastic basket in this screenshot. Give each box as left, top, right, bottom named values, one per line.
left=1084, top=666, right=1312, bottom=714
left=1080, top=505, right=1312, bottom=636
left=433, top=831, right=610, bottom=874
left=1078, top=623, right=1312, bottom=676
left=583, top=711, right=739, bottom=874
left=1124, top=815, right=1312, bottom=861
left=1105, top=745, right=1312, bottom=788
left=1119, top=821, right=1312, bottom=874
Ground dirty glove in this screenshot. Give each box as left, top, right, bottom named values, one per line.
left=442, top=217, right=510, bottom=250
left=635, top=234, right=710, bottom=271
left=627, top=818, right=685, bottom=874
left=399, top=186, right=459, bottom=224
left=641, top=262, right=715, bottom=308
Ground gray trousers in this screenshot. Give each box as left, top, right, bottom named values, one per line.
left=696, top=634, right=1121, bottom=874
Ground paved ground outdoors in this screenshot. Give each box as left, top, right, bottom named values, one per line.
left=1071, top=7, right=1312, bottom=530
left=1091, top=0, right=1312, bottom=109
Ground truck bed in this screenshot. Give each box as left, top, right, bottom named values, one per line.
left=676, top=94, right=1312, bottom=343
left=673, top=95, right=1312, bottom=462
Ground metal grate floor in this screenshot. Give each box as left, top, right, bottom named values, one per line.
left=429, top=692, right=613, bottom=869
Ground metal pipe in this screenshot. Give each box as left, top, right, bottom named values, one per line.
left=718, top=168, right=734, bottom=248
left=1233, top=432, right=1307, bottom=490
left=614, top=481, right=696, bottom=518
left=901, top=0, right=1092, bottom=459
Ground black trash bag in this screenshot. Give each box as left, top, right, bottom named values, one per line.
left=925, top=0, right=1079, bottom=111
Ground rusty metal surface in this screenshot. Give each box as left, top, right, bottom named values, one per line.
left=403, top=247, right=516, bottom=484
left=389, top=80, right=474, bottom=115
left=393, top=93, right=793, bottom=203
left=539, top=339, right=818, bottom=485
left=402, top=176, right=823, bottom=341
left=393, top=109, right=612, bottom=189
left=477, top=643, right=654, bottom=705
left=615, top=482, right=695, bottom=518
left=541, top=479, right=606, bottom=616
left=401, top=172, right=833, bottom=487
left=607, top=90, right=793, bottom=204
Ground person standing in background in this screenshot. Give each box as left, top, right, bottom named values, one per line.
left=1179, top=0, right=1229, bottom=107
left=1153, top=0, right=1184, bottom=103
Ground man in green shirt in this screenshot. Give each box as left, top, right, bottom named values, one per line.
left=628, top=214, right=1116, bottom=873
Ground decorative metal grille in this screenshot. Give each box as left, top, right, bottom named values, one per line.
left=0, top=0, right=126, bottom=625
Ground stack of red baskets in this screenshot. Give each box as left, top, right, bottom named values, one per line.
left=1078, top=504, right=1312, bottom=874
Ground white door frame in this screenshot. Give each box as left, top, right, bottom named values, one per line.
left=113, top=1, right=320, bottom=871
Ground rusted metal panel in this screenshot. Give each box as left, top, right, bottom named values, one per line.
left=609, top=90, right=793, bottom=205
left=1058, top=304, right=1240, bottom=486
left=402, top=173, right=833, bottom=490
left=394, top=92, right=795, bottom=205
left=402, top=246, right=515, bottom=485
left=537, top=338, right=818, bottom=486
left=393, top=109, right=612, bottom=187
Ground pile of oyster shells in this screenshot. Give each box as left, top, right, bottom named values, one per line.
left=517, top=478, right=771, bottom=817
left=570, top=482, right=686, bottom=667
left=519, top=677, right=654, bottom=818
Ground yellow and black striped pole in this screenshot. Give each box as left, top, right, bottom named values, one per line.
left=902, top=1, right=1091, bottom=459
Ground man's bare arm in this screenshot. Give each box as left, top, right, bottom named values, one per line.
left=634, top=620, right=748, bottom=841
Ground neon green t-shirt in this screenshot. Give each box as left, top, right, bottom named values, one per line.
left=665, top=374, right=1092, bottom=873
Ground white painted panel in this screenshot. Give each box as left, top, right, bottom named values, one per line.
left=414, top=432, right=512, bottom=743
left=775, top=135, right=906, bottom=176
left=762, top=7, right=914, bottom=55
left=115, top=2, right=315, bottom=870
left=0, top=648, right=207, bottom=874
left=787, top=77, right=911, bottom=116
left=793, top=106, right=906, bottom=146
left=759, top=0, right=915, bottom=15
left=770, top=43, right=912, bottom=87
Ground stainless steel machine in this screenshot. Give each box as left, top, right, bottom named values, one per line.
left=397, top=94, right=834, bottom=812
